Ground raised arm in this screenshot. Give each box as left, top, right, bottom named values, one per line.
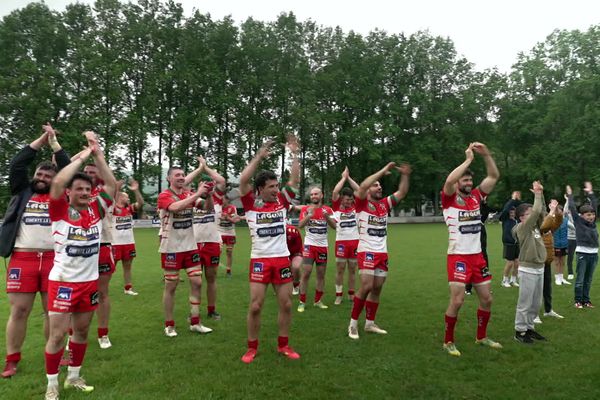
left=286, top=134, right=300, bottom=190
left=9, top=130, right=48, bottom=194
left=199, top=156, right=226, bottom=192
left=541, top=199, right=562, bottom=233
left=167, top=182, right=209, bottom=212
left=356, top=162, right=396, bottom=200
left=297, top=206, right=313, bottom=229
left=473, top=142, right=500, bottom=195
left=566, top=185, right=579, bottom=221
left=184, top=157, right=206, bottom=186
left=50, top=147, right=93, bottom=199
left=239, top=140, right=275, bottom=197
left=332, top=167, right=348, bottom=202
left=129, top=179, right=144, bottom=211
left=522, top=181, right=545, bottom=231
left=84, top=131, right=117, bottom=198
left=443, top=144, right=474, bottom=196
left=584, top=181, right=598, bottom=211
left=390, top=163, right=411, bottom=201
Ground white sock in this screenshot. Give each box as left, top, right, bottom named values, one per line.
left=335, top=285, right=343, bottom=294
left=67, top=366, right=81, bottom=381
left=561, top=274, right=567, bottom=281
left=365, top=319, right=374, bottom=327
left=509, top=276, right=515, bottom=283
left=555, top=274, right=561, bottom=282
left=349, top=319, right=358, bottom=329
left=47, top=373, right=59, bottom=388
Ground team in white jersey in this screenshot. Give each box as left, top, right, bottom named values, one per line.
left=43, top=133, right=117, bottom=400
left=218, top=195, right=242, bottom=277
left=347, top=162, right=411, bottom=340
left=441, top=142, right=502, bottom=358
left=331, top=167, right=360, bottom=305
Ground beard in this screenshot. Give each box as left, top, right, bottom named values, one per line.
left=31, top=179, right=50, bottom=194
left=458, top=186, right=472, bottom=196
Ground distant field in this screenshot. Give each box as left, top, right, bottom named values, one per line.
left=1, top=224, right=599, bottom=400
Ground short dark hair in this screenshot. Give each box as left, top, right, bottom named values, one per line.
left=579, top=204, right=596, bottom=214
left=341, top=187, right=354, bottom=197
left=167, top=166, right=183, bottom=176
left=67, top=172, right=93, bottom=188
left=461, top=168, right=474, bottom=178
left=255, top=170, right=278, bottom=190
left=515, top=203, right=532, bottom=219
left=36, top=161, right=57, bottom=173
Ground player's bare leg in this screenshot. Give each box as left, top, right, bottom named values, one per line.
left=274, top=282, right=300, bottom=359
left=162, top=272, right=179, bottom=336
left=188, top=270, right=212, bottom=333
left=291, top=256, right=302, bottom=295
left=122, top=259, right=138, bottom=295
left=96, top=274, right=112, bottom=348
left=443, top=283, right=465, bottom=356
left=473, top=283, right=501, bottom=349
left=348, top=273, right=374, bottom=339
left=243, top=282, right=268, bottom=363
left=204, top=266, right=219, bottom=319
left=314, top=264, right=328, bottom=308
left=347, top=261, right=357, bottom=301
left=3, top=293, right=36, bottom=377
left=364, top=275, right=387, bottom=334
left=334, top=260, right=346, bottom=305
left=225, top=245, right=234, bottom=276
left=298, top=261, right=313, bottom=312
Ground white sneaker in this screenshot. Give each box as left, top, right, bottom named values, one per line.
left=45, top=385, right=59, bottom=400
left=348, top=325, right=359, bottom=340
left=533, top=316, right=543, bottom=324
left=64, top=376, right=94, bottom=392
left=292, top=286, right=299, bottom=295
left=124, top=288, right=139, bottom=295
left=98, top=335, right=112, bottom=349
left=511, top=281, right=519, bottom=287
left=334, top=296, right=343, bottom=305
left=164, top=326, right=178, bottom=337
left=501, top=281, right=511, bottom=288
left=313, top=301, right=329, bottom=309
left=364, top=323, right=388, bottom=334
left=555, top=278, right=562, bottom=286
left=562, top=278, right=571, bottom=285
left=568, top=274, right=574, bottom=280
left=544, top=310, right=565, bottom=319
left=190, top=324, right=213, bottom=334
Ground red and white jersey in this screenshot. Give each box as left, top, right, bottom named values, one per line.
left=356, top=195, right=397, bottom=253
left=300, top=205, right=334, bottom=247
left=218, top=204, right=238, bottom=236
left=242, top=188, right=295, bottom=258
left=49, top=193, right=112, bottom=282
left=286, top=224, right=303, bottom=254
left=91, top=186, right=114, bottom=244
left=111, top=204, right=135, bottom=245
left=157, top=189, right=197, bottom=253
left=193, top=191, right=223, bottom=244
left=332, top=198, right=359, bottom=241
left=14, top=193, right=54, bottom=249
left=442, top=188, right=485, bottom=255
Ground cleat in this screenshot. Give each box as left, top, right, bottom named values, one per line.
left=313, top=301, right=329, bottom=309
left=208, top=311, right=222, bottom=321
left=190, top=324, right=213, bottom=334
left=442, top=342, right=461, bottom=356
left=364, top=323, right=388, bottom=335
left=164, top=326, right=178, bottom=337
left=277, top=345, right=300, bottom=360
left=292, top=286, right=299, bottom=296
left=533, top=316, right=542, bottom=324
left=348, top=325, right=359, bottom=340
left=64, top=376, right=94, bottom=392
left=568, top=274, right=574, bottom=280
left=465, top=289, right=472, bottom=295
left=1, top=361, right=17, bottom=378
left=575, top=302, right=584, bottom=309
left=334, top=296, right=343, bottom=305
left=297, top=303, right=305, bottom=313
left=514, top=331, right=534, bottom=344
left=124, top=289, right=139, bottom=295
left=45, top=385, right=60, bottom=400
left=475, top=337, right=503, bottom=349
left=526, top=329, right=547, bottom=341
left=241, top=348, right=257, bottom=364
left=98, top=335, right=112, bottom=349
left=584, top=302, right=595, bottom=308
left=543, top=310, right=564, bottom=319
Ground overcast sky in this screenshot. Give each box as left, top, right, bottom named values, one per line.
left=1, top=0, right=599, bottom=72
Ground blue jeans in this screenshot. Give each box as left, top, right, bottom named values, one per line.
left=574, top=252, right=598, bottom=303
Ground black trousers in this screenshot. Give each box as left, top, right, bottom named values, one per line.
left=543, top=261, right=553, bottom=313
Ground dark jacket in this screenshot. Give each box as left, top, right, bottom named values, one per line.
left=0, top=145, right=70, bottom=257
left=568, top=193, right=599, bottom=250
left=500, top=198, right=521, bottom=245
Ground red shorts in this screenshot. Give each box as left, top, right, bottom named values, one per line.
left=6, top=251, right=54, bottom=293
left=98, top=245, right=115, bottom=275
left=447, top=253, right=491, bottom=285
left=357, top=252, right=388, bottom=275
left=161, top=250, right=201, bottom=271
left=47, top=280, right=99, bottom=313
left=221, top=235, right=236, bottom=246
left=198, top=242, right=221, bottom=268
left=113, top=244, right=137, bottom=262
left=335, top=240, right=359, bottom=260
left=302, top=245, right=328, bottom=265
left=249, top=257, right=292, bottom=284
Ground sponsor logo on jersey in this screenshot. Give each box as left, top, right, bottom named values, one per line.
left=193, top=215, right=216, bottom=224
left=368, top=215, right=387, bottom=226
left=337, top=244, right=345, bottom=252
left=116, top=216, right=132, bottom=223
left=256, top=226, right=285, bottom=237
left=166, top=253, right=176, bottom=262
left=339, top=211, right=355, bottom=220
left=8, top=268, right=21, bottom=280
left=25, top=201, right=49, bottom=213
left=66, top=244, right=100, bottom=258
left=365, top=253, right=374, bottom=262
left=90, top=291, right=100, bottom=305
left=308, top=227, right=328, bottom=235
left=173, top=209, right=193, bottom=219
left=318, top=252, right=327, bottom=261
left=368, top=203, right=376, bottom=211
left=458, top=210, right=481, bottom=222
left=23, top=216, right=51, bottom=225
left=455, top=262, right=466, bottom=273
left=256, top=212, right=284, bottom=224
left=253, top=262, right=264, bottom=273
left=67, top=226, right=100, bottom=241
left=279, top=267, right=292, bottom=280
left=458, top=224, right=482, bottom=234
left=99, top=263, right=112, bottom=273
left=211, top=256, right=220, bottom=265
left=173, top=220, right=193, bottom=229
left=339, top=220, right=357, bottom=228
left=367, top=228, right=387, bottom=237
left=57, top=286, right=73, bottom=300
left=116, top=223, right=132, bottom=230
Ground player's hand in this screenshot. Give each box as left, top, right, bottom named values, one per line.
left=285, top=133, right=300, bottom=154
left=472, top=142, right=490, bottom=156
left=383, top=162, right=396, bottom=175
left=531, top=180, right=543, bottom=194
left=566, top=185, right=573, bottom=196
left=396, top=163, right=412, bottom=176
left=342, top=166, right=349, bottom=179
left=129, top=178, right=139, bottom=191
left=258, top=140, right=276, bottom=159
left=584, top=181, right=593, bottom=194
left=196, top=181, right=209, bottom=197
left=196, top=155, right=206, bottom=167
left=465, top=143, right=475, bottom=162
left=306, top=206, right=315, bottom=218
left=548, top=199, right=559, bottom=212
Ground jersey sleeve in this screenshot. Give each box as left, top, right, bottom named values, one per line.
left=212, top=190, right=224, bottom=206
left=279, top=185, right=297, bottom=208
left=441, top=190, right=457, bottom=209
left=49, top=195, right=69, bottom=222
left=331, top=198, right=341, bottom=211
left=384, top=196, right=398, bottom=212
left=97, top=190, right=114, bottom=216
left=157, top=191, right=176, bottom=211
left=354, top=196, right=367, bottom=212
left=241, top=191, right=255, bottom=212
left=299, top=206, right=307, bottom=220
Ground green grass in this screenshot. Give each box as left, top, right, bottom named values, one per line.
left=1, top=224, right=600, bottom=399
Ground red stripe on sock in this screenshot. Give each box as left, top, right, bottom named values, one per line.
left=351, top=296, right=366, bottom=320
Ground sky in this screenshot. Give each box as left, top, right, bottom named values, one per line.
left=1, top=0, right=599, bottom=72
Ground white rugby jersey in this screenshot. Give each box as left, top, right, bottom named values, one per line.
left=91, top=186, right=114, bottom=244
left=241, top=188, right=295, bottom=258
left=300, top=205, right=334, bottom=247
left=356, top=195, right=397, bottom=253
left=14, top=193, right=54, bottom=250
left=111, top=204, right=135, bottom=245
left=218, top=204, right=238, bottom=236
left=192, top=192, right=222, bottom=244
left=332, top=198, right=359, bottom=241
left=49, top=193, right=111, bottom=282
left=442, top=188, right=485, bottom=255
left=157, top=189, right=197, bottom=253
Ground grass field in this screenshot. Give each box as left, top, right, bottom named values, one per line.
left=1, top=223, right=599, bottom=400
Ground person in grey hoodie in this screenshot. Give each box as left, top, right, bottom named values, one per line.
left=513, top=181, right=549, bottom=344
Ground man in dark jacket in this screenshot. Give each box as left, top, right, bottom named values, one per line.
left=500, top=191, right=522, bottom=287
left=2, top=123, right=70, bottom=378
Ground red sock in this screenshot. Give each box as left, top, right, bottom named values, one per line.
left=477, top=309, right=491, bottom=340
left=348, top=289, right=355, bottom=296
left=98, top=327, right=108, bottom=338
left=124, top=284, right=132, bottom=291
left=68, top=328, right=73, bottom=336
left=207, top=305, right=215, bottom=314
left=45, top=348, right=65, bottom=375
left=293, top=282, right=299, bottom=288
left=365, top=300, right=379, bottom=321
left=190, top=316, right=200, bottom=325
left=336, top=291, right=343, bottom=297
left=314, top=290, right=323, bottom=303
left=299, top=293, right=306, bottom=303
left=165, top=320, right=175, bottom=328
left=277, top=336, right=288, bottom=348
left=444, top=314, right=458, bottom=343
left=5, top=352, right=21, bottom=363
left=226, top=268, right=231, bottom=273
left=69, top=341, right=87, bottom=367
left=351, top=296, right=366, bottom=320
left=247, top=339, right=258, bottom=350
